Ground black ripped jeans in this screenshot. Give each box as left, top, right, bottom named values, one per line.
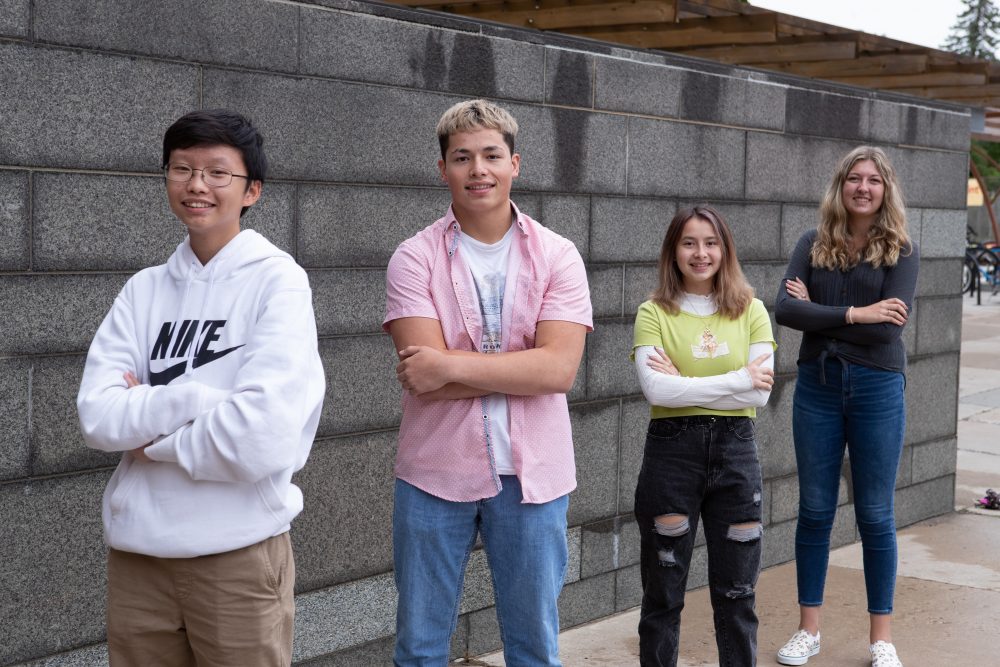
left=634, top=416, right=763, bottom=667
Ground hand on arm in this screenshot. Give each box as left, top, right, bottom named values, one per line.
left=393, top=319, right=587, bottom=398
left=389, top=317, right=491, bottom=400
left=123, top=371, right=153, bottom=463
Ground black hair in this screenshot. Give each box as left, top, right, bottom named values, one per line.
left=162, top=109, right=266, bottom=217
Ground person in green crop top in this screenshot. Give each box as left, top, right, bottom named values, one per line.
left=631, top=205, right=776, bottom=667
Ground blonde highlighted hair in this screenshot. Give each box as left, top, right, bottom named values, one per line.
left=812, top=146, right=911, bottom=271
left=436, top=99, right=518, bottom=158
left=650, top=205, right=754, bottom=320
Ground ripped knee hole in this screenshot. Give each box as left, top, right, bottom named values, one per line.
left=653, top=514, right=689, bottom=537
left=726, top=522, right=762, bottom=542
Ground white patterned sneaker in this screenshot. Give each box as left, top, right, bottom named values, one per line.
left=776, top=629, right=821, bottom=665
left=870, top=640, right=903, bottom=667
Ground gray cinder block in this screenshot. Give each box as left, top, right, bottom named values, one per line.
left=887, top=147, right=968, bottom=210
left=917, top=258, right=962, bottom=298
left=34, top=0, right=299, bottom=71
left=545, top=48, right=594, bottom=108
left=300, top=8, right=544, bottom=103
left=911, top=438, right=957, bottom=485
left=589, top=265, right=625, bottom=320
left=780, top=204, right=819, bottom=260
left=0, top=42, right=197, bottom=172
left=618, top=397, right=648, bottom=514
left=586, top=320, right=639, bottom=400
left=628, top=118, right=745, bottom=199
left=919, top=208, right=967, bottom=259
left=0, top=274, right=129, bottom=356
left=894, top=475, right=954, bottom=528
left=0, top=0, right=29, bottom=37
left=624, top=265, right=657, bottom=316
left=310, top=269, right=387, bottom=336
left=595, top=57, right=683, bottom=119
left=0, top=169, right=29, bottom=270
left=899, top=104, right=970, bottom=152
left=558, top=571, right=616, bottom=630
left=915, top=296, right=963, bottom=356
left=568, top=400, right=620, bottom=526
left=785, top=88, right=870, bottom=142
left=318, top=336, right=401, bottom=437
left=904, top=353, right=959, bottom=445
left=591, top=196, right=675, bottom=263
left=0, top=357, right=30, bottom=481
left=512, top=193, right=591, bottom=260
left=756, top=376, right=795, bottom=479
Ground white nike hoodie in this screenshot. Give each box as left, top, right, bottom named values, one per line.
left=78, top=230, right=325, bottom=558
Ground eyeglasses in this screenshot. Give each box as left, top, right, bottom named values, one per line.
left=164, top=164, right=249, bottom=188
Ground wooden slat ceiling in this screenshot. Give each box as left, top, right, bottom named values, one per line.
left=392, top=0, right=999, bottom=140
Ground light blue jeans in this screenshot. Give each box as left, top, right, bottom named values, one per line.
left=793, top=357, right=906, bottom=614
left=393, top=476, right=569, bottom=667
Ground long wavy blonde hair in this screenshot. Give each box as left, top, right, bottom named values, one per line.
left=812, top=146, right=911, bottom=271
left=650, top=205, right=754, bottom=319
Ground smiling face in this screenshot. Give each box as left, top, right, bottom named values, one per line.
left=438, top=128, right=520, bottom=225
left=674, top=216, right=724, bottom=295
left=165, top=144, right=261, bottom=259
left=841, top=158, right=885, bottom=223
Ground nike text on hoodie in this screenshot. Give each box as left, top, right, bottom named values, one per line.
left=77, top=230, right=325, bottom=558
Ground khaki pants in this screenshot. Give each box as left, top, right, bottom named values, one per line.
left=107, top=532, right=295, bottom=666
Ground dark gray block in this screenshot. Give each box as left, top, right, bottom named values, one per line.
left=746, top=133, right=852, bottom=203
left=904, top=354, right=959, bottom=446
left=589, top=265, right=624, bottom=319
left=696, top=201, right=781, bottom=261
left=867, top=100, right=902, bottom=145
left=677, top=70, right=759, bottom=127
left=586, top=320, right=639, bottom=400
left=204, top=70, right=448, bottom=183
left=466, top=607, right=503, bottom=659
left=773, top=321, right=802, bottom=375
left=899, top=104, right=970, bottom=152
left=756, top=376, right=795, bottom=479
left=780, top=204, right=818, bottom=260
left=894, top=475, right=954, bottom=528
left=0, top=169, right=29, bottom=270
left=0, top=357, right=30, bottom=481
left=294, top=635, right=394, bottom=667
left=910, top=438, right=957, bottom=485
left=619, top=516, right=640, bottom=568
left=300, top=8, right=544, bottom=102
left=686, top=544, right=709, bottom=590
left=318, top=336, right=401, bottom=437
left=34, top=0, right=298, bottom=71
left=915, top=296, right=963, bottom=356
left=615, top=563, right=642, bottom=611
left=458, top=548, right=496, bottom=613
left=624, top=265, right=657, bottom=316
left=32, top=174, right=294, bottom=271
left=741, top=262, right=786, bottom=308
left=919, top=208, right=966, bottom=259
left=513, top=105, right=628, bottom=195
left=594, top=56, right=683, bottom=118
left=14, top=643, right=109, bottom=666
left=0, top=0, right=28, bottom=36
left=762, top=517, right=795, bottom=568
left=785, top=89, right=870, bottom=142
left=0, top=42, right=197, bottom=172
left=591, top=196, right=674, bottom=263
left=896, top=443, right=914, bottom=488
left=31, top=355, right=121, bottom=476
left=580, top=517, right=617, bottom=579
left=770, top=475, right=799, bottom=525
left=618, top=398, right=648, bottom=514
left=628, top=119, right=745, bottom=199
left=292, top=431, right=396, bottom=592
left=558, top=571, right=616, bottom=629
left=1, top=472, right=110, bottom=665
left=310, top=269, right=387, bottom=336
left=298, top=185, right=450, bottom=268
left=292, top=573, right=397, bottom=661
left=743, top=75, right=787, bottom=132
left=513, top=193, right=592, bottom=260
left=887, top=147, right=969, bottom=210
left=545, top=48, right=594, bottom=108
left=917, top=258, right=962, bottom=298
left=0, top=274, right=128, bottom=356
left=568, top=400, right=620, bottom=526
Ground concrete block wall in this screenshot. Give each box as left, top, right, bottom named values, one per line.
left=0, top=0, right=967, bottom=664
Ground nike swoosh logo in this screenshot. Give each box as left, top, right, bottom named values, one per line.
left=148, top=344, right=245, bottom=386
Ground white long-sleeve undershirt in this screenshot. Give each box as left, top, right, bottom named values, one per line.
left=634, top=293, right=774, bottom=410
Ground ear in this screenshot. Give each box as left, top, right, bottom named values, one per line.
left=243, top=180, right=262, bottom=207
left=511, top=153, right=521, bottom=179
left=438, top=157, right=447, bottom=182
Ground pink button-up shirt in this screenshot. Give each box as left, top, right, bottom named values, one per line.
left=383, top=203, right=593, bottom=504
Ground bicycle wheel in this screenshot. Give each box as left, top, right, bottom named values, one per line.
left=963, top=257, right=975, bottom=294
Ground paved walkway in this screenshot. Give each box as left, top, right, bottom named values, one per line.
left=469, top=295, right=1000, bottom=666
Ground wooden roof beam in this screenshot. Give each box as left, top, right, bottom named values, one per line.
left=565, top=12, right=776, bottom=49
left=828, top=70, right=988, bottom=89
left=755, top=54, right=929, bottom=78
left=445, top=0, right=679, bottom=31
left=890, top=83, right=1000, bottom=99
left=675, top=38, right=856, bottom=64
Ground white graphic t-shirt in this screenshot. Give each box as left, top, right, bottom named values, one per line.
left=460, top=225, right=514, bottom=475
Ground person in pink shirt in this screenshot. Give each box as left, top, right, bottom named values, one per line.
left=383, top=99, right=593, bottom=666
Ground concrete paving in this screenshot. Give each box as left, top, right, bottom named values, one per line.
left=464, top=295, right=1000, bottom=667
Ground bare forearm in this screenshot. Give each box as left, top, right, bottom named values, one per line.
left=418, top=382, right=491, bottom=401
left=445, top=347, right=579, bottom=396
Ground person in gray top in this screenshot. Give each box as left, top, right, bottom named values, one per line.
left=773, top=146, right=918, bottom=667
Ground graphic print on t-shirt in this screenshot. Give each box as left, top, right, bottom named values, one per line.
left=691, top=326, right=730, bottom=360
left=473, top=273, right=504, bottom=354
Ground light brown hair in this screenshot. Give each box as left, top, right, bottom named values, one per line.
left=812, top=145, right=911, bottom=270
left=436, top=99, right=518, bottom=158
left=650, top=205, right=754, bottom=319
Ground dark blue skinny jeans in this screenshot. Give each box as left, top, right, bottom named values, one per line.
left=634, top=415, right=763, bottom=667
left=793, top=357, right=906, bottom=615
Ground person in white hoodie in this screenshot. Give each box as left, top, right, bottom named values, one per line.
left=77, top=109, right=325, bottom=666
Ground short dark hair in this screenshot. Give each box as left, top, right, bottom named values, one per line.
left=162, top=109, right=266, bottom=217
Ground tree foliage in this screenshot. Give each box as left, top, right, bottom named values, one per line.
left=942, top=0, right=1000, bottom=60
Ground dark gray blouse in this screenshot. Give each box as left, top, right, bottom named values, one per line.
left=774, top=229, right=920, bottom=372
